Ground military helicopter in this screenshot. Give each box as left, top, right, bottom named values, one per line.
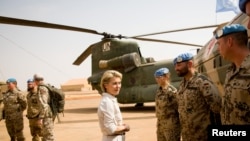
left=0, top=15, right=240, bottom=106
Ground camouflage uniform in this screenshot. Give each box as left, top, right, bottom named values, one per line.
left=0, top=83, right=6, bottom=120
left=3, top=88, right=27, bottom=141
left=0, top=91, right=3, bottom=120
left=26, top=90, right=43, bottom=141
left=177, top=72, right=221, bottom=141
left=221, top=55, right=250, bottom=124
left=37, top=85, right=54, bottom=141
left=155, top=84, right=180, bottom=141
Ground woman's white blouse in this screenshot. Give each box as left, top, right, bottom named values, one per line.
left=97, top=93, right=123, bottom=135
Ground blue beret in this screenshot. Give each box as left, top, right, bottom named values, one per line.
left=173, top=53, right=194, bottom=65
left=6, top=78, right=17, bottom=83
left=215, top=24, right=247, bottom=39
left=154, top=68, right=169, bottom=77
left=239, top=0, right=249, bottom=13
left=27, top=78, right=34, bottom=83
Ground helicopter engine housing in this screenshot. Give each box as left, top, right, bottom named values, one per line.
left=99, top=52, right=141, bottom=72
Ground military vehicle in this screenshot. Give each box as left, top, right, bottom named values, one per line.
left=0, top=13, right=245, bottom=105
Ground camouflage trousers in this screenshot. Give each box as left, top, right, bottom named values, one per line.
left=5, top=117, right=25, bottom=141
left=28, top=118, right=43, bottom=141
left=41, top=117, right=54, bottom=141
left=156, top=120, right=181, bottom=141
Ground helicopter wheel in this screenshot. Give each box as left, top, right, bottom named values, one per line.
left=135, top=103, right=144, bottom=107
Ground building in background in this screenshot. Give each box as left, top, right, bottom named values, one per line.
left=61, top=78, right=94, bottom=92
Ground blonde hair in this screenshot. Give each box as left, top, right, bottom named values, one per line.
left=100, top=70, right=122, bottom=92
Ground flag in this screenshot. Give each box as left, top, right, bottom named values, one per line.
left=216, top=0, right=241, bottom=14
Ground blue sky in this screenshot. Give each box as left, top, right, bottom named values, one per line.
left=0, top=0, right=238, bottom=90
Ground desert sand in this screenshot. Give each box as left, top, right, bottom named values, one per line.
left=0, top=92, right=157, bottom=141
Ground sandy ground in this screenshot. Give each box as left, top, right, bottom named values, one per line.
left=0, top=92, right=157, bottom=141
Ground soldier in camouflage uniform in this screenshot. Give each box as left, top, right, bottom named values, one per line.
left=33, top=74, right=54, bottom=141
left=26, top=78, right=43, bottom=141
left=215, top=24, right=250, bottom=124
left=0, top=83, right=4, bottom=121
left=239, top=0, right=250, bottom=29
left=173, top=53, right=221, bottom=141
left=2, top=78, right=27, bottom=141
left=154, top=68, right=180, bottom=141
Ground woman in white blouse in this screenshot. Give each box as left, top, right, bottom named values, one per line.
left=97, top=70, right=130, bottom=141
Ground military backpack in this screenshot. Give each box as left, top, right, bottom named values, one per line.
left=39, top=84, right=65, bottom=116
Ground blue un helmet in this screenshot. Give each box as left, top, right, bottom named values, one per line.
left=215, top=24, right=247, bottom=39
left=173, top=53, right=194, bottom=65
left=6, top=78, right=17, bottom=83
left=154, top=68, right=169, bottom=77
left=239, top=0, right=249, bottom=13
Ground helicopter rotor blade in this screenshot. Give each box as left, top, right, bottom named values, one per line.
left=73, top=44, right=94, bottom=65
left=131, top=37, right=203, bottom=48
left=132, top=25, right=219, bottom=38
left=0, top=16, right=103, bottom=35
left=0, top=16, right=205, bottom=64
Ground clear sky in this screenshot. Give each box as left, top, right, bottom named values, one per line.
left=0, top=0, right=238, bottom=90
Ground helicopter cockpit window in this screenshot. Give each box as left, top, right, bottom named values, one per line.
left=102, top=41, right=111, bottom=52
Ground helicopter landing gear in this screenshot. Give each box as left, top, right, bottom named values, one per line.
left=135, top=103, right=144, bottom=107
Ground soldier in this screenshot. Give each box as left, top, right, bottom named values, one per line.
left=2, top=78, right=27, bottom=141
left=26, top=78, right=43, bottom=141
left=154, top=68, right=180, bottom=141
left=33, top=74, right=54, bottom=141
left=215, top=24, right=250, bottom=125
left=239, top=0, right=250, bottom=29
left=0, top=83, right=4, bottom=121
left=173, top=53, right=221, bottom=141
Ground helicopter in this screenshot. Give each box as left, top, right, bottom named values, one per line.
left=0, top=13, right=245, bottom=106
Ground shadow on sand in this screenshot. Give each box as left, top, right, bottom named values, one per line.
left=60, top=105, right=155, bottom=124
left=64, top=105, right=155, bottom=114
